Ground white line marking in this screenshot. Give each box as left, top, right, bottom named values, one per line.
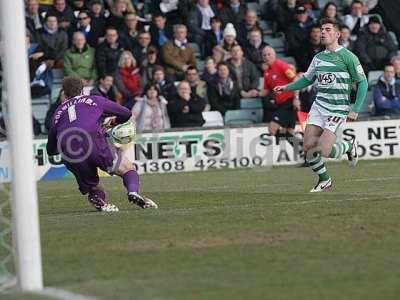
left=37, top=287, right=99, bottom=300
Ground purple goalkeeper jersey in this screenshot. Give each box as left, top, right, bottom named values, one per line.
left=46, top=95, right=131, bottom=162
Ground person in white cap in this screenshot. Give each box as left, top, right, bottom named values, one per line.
left=212, top=23, right=239, bottom=64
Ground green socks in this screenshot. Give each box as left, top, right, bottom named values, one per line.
left=329, top=141, right=352, bottom=159
left=308, top=152, right=330, bottom=181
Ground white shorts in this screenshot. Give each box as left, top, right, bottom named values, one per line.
left=307, top=103, right=346, bottom=134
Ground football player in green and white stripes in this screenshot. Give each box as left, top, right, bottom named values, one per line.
left=274, top=18, right=368, bottom=192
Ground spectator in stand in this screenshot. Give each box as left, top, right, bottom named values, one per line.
left=69, top=10, right=101, bottom=48
left=201, top=56, right=218, bottom=86
left=275, top=0, right=297, bottom=33
left=38, top=14, right=69, bottom=69
left=152, top=65, right=177, bottom=101
left=118, top=12, right=141, bottom=53
left=185, top=66, right=209, bottom=110
left=236, top=10, right=262, bottom=46
left=140, top=46, right=162, bottom=86
left=25, top=0, right=45, bottom=40
left=244, top=28, right=269, bottom=74
left=187, top=0, right=216, bottom=52
left=339, top=25, right=355, bottom=51
left=342, top=0, right=369, bottom=40
left=219, top=0, right=247, bottom=28
left=113, top=51, right=142, bottom=108
left=88, top=0, right=107, bottom=43
left=132, top=31, right=153, bottom=67
left=107, top=0, right=136, bottom=31
left=150, top=13, right=172, bottom=49
left=318, top=2, right=342, bottom=24
left=297, top=24, right=322, bottom=72
left=46, top=0, right=75, bottom=31
left=286, top=5, right=315, bottom=58
left=204, top=17, right=223, bottom=57
left=64, top=32, right=97, bottom=86
left=150, top=0, right=181, bottom=27
left=131, top=83, right=171, bottom=132
left=227, top=45, right=260, bottom=98
left=27, top=33, right=51, bottom=98
left=342, top=0, right=378, bottom=14
left=355, top=16, right=398, bottom=73
left=95, top=27, right=125, bottom=77
left=161, top=24, right=196, bottom=80
left=168, top=81, right=206, bottom=127
left=390, top=56, right=400, bottom=81
left=208, top=61, right=241, bottom=115
left=212, top=23, right=239, bottom=64
left=373, top=63, right=400, bottom=115
left=90, top=73, right=123, bottom=103
left=259, top=46, right=300, bottom=136
left=70, top=0, right=87, bottom=14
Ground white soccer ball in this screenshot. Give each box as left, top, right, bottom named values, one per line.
left=110, top=121, right=136, bottom=145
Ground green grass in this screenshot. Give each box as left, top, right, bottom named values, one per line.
left=2, top=160, right=400, bottom=300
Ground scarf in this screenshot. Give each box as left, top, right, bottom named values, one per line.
left=217, top=77, right=234, bottom=96
left=44, top=24, right=58, bottom=35
left=197, top=4, right=215, bottom=30
left=174, top=39, right=188, bottom=49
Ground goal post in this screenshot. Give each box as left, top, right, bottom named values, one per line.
left=0, top=0, right=43, bottom=291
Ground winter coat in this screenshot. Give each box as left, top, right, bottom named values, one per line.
left=131, top=96, right=171, bottom=131
left=38, top=27, right=68, bottom=60
left=227, top=58, right=261, bottom=91
left=63, top=45, right=97, bottom=80
left=373, top=76, right=400, bottom=115
left=114, top=67, right=142, bottom=99
left=95, top=41, right=125, bottom=77
left=161, top=41, right=197, bottom=77
left=355, top=26, right=398, bottom=71
left=167, top=94, right=206, bottom=127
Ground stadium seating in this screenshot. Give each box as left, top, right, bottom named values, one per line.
left=31, top=94, right=51, bottom=131
left=202, top=111, right=224, bottom=127
left=240, top=97, right=263, bottom=109
left=189, top=43, right=201, bottom=58
left=263, top=36, right=285, bottom=53
left=52, top=69, right=64, bottom=85
left=368, top=70, right=383, bottom=87
left=358, top=90, right=374, bottom=117
left=224, top=109, right=263, bottom=125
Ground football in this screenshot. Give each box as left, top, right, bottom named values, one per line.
left=110, top=120, right=136, bottom=145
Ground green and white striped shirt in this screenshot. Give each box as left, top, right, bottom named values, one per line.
left=303, top=46, right=367, bottom=116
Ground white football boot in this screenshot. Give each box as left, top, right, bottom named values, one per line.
left=128, top=192, right=158, bottom=209
left=310, top=177, right=333, bottom=193
left=346, top=137, right=359, bottom=167
left=100, top=203, right=120, bottom=212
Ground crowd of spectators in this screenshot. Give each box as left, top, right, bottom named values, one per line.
left=1, top=0, right=400, bottom=136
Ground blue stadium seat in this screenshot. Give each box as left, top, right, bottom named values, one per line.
left=240, top=98, right=263, bottom=109
left=225, top=109, right=263, bottom=125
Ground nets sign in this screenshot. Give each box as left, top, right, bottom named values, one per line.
left=1, top=119, right=400, bottom=182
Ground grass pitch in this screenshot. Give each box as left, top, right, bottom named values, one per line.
left=3, top=159, right=400, bottom=300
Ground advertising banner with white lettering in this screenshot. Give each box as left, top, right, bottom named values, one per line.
left=0, top=119, right=400, bottom=182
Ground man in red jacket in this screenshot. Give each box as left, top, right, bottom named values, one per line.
left=260, top=46, right=300, bottom=136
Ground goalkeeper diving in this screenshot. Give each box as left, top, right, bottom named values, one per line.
left=274, top=18, right=368, bottom=192
left=47, top=76, right=158, bottom=211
